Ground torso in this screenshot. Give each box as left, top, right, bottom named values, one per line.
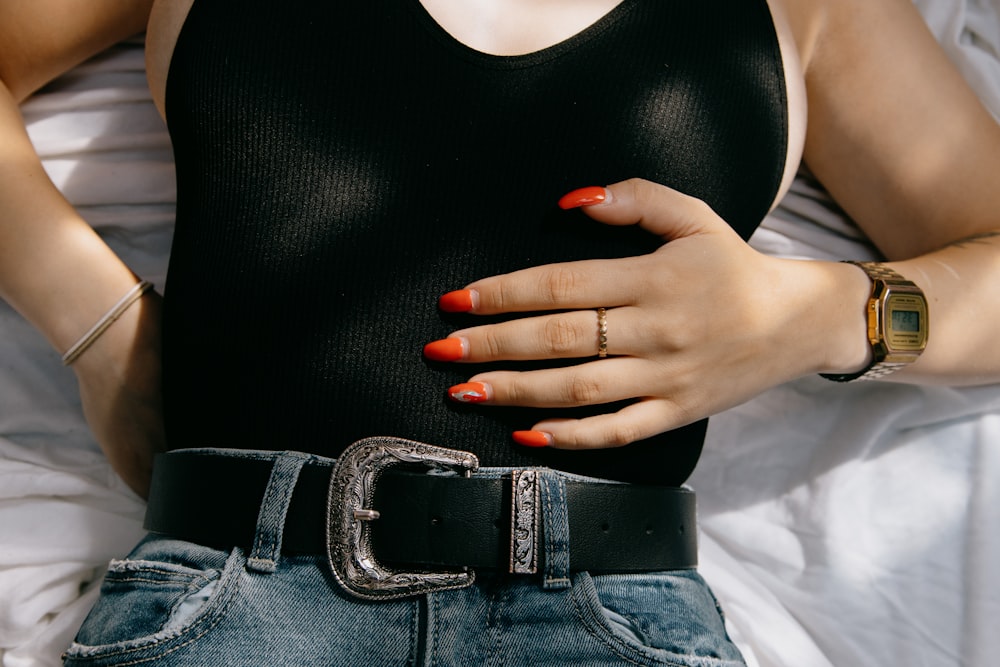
left=146, top=0, right=808, bottom=209
left=150, top=0, right=798, bottom=484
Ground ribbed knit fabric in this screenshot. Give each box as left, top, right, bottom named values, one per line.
left=161, top=0, right=787, bottom=486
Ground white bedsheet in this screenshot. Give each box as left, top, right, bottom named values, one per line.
left=1, top=3, right=999, bottom=665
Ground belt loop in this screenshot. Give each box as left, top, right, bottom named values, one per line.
left=246, top=451, right=311, bottom=574
left=539, top=471, right=571, bottom=590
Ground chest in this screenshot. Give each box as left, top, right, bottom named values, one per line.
left=147, top=0, right=806, bottom=209
left=165, top=0, right=789, bottom=246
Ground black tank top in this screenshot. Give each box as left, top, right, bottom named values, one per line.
left=161, top=0, right=788, bottom=486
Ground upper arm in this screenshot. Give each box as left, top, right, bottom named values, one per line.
left=0, top=0, right=154, bottom=102
left=795, top=0, right=1000, bottom=259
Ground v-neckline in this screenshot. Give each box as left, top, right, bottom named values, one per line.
left=404, top=0, right=639, bottom=68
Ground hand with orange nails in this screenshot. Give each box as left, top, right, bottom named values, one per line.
left=424, top=178, right=871, bottom=451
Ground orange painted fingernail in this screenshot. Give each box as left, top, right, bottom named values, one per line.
left=558, top=186, right=607, bottom=209
left=512, top=430, right=553, bottom=448
left=448, top=382, right=491, bottom=403
left=423, top=338, right=466, bottom=362
left=439, top=289, right=476, bottom=313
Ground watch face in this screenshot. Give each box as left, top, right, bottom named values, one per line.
left=884, top=292, right=928, bottom=351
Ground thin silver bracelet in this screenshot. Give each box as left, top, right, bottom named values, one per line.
left=61, top=280, right=154, bottom=366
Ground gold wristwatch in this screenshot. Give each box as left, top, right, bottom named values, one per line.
left=821, top=261, right=929, bottom=382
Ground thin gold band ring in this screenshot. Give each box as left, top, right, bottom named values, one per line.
left=596, top=308, right=608, bottom=358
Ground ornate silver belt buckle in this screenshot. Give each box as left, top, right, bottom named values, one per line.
left=326, top=436, right=479, bottom=600
left=509, top=469, right=540, bottom=575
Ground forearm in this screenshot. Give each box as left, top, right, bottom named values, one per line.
left=814, top=230, right=1000, bottom=387
left=0, top=79, right=142, bottom=355
left=886, top=231, right=1000, bottom=385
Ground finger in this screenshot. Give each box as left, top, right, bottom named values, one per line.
left=450, top=179, right=728, bottom=316
left=560, top=178, right=731, bottom=241
left=459, top=357, right=659, bottom=408
left=519, top=400, right=689, bottom=450
left=431, top=307, right=642, bottom=363
left=454, top=255, right=651, bottom=316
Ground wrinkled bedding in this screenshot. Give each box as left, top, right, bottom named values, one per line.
left=2, top=3, right=999, bottom=664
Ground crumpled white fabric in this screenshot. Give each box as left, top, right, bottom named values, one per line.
left=1, top=3, right=999, bottom=665
left=696, top=2, right=1000, bottom=665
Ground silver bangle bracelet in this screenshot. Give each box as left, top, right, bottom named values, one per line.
left=61, top=280, right=154, bottom=366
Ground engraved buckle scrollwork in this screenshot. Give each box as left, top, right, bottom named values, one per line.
left=510, top=470, right=540, bottom=575
left=326, top=436, right=479, bottom=600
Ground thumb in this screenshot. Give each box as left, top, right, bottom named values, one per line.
left=558, top=178, right=726, bottom=242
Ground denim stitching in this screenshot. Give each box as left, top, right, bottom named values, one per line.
left=106, top=560, right=205, bottom=577
left=105, top=576, right=206, bottom=586
left=106, top=567, right=217, bottom=586
left=566, top=574, right=745, bottom=667
left=566, top=583, right=677, bottom=667
left=485, top=579, right=506, bottom=667
left=64, top=549, right=245, bottom=665
left=543, top=474, right=571, bottom=588
left=428, top=593, right=439, bottom=667
left=248, top=452, right=310, bottom=572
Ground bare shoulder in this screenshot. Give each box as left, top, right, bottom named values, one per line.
left=0, top=0, right=154, bottom=101
left=781, top=0, right=1000, bottom=256
left=768, top=0, right=826, bottom=70
left=761, top=0, right=813, bottom=209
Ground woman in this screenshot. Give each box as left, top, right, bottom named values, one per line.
left=1, top=0, right=998, bottom=664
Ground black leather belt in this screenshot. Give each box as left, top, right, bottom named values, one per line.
left=145, top=441, right=697, bottom=585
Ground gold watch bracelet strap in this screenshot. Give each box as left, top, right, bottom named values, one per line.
left=850, top=261, right=909, bottom=283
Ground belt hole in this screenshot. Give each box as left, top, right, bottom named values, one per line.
left=601, top=522, right=610, bottom=533
left=645, top=525, right=654, bottom=535
left=431, top=516, right=442, bottom=526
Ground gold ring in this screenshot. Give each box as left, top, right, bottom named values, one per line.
left=596, top=308, right=608, bottom=358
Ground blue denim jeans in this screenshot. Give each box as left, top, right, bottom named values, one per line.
left=64, top=450, right=746, bottom=666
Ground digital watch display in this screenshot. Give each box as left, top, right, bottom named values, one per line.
left=882, top=292, right=928, bottom=353
left=880, top=290, right=927, bottom=363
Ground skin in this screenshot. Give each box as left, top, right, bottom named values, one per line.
left=1, top=0, right=999, bottom=492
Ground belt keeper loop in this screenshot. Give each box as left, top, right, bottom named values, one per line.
left=539, top=472, right=571, bottom=589
left=246, top=451, right=310, bottom=574
left=510, top=470, right=540, bottom=575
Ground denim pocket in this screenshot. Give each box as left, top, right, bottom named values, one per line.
left=64, top=538, right=242, bottom=666
left=572, top=570, right=746, bottom=667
